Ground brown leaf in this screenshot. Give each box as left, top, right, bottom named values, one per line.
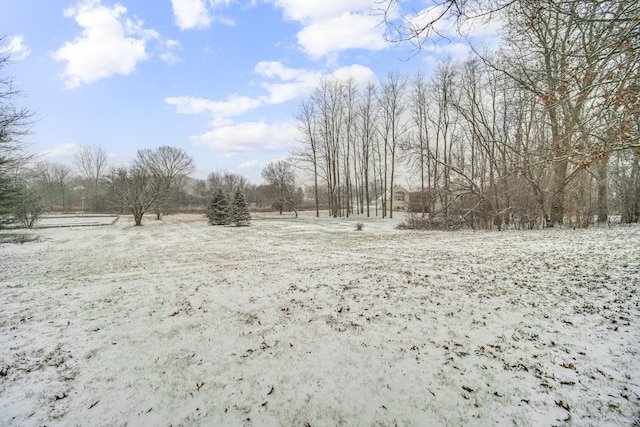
left=555, top=400, right=571, bottom=411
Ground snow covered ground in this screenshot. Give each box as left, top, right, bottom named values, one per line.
left=1, top=212, right=639, bottom=426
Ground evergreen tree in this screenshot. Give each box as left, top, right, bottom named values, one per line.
left=0, top=175, right=40, bottom=229
left=229, top=189, right=251, bottom=226
left=0, top=176, right=24, bottom=228
left=207, top=188, right=229, bottom=225
left=1, top=38, right=35, bottom=228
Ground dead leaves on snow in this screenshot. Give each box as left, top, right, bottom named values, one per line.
left=555, top=399, right=571, bottom=411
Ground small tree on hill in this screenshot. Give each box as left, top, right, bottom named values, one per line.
left=229, top=189, right=251, bottom=226
left=207, top=188, right=229, bottom=225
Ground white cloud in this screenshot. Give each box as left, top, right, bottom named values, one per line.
left=1, top=35, right=31, bottom=61
left=256, top=61, right=377, bottom=104
left=53, top=0, right=160, bottom=88
left=211, top=14, right=236, bottom=26
left=255, top=62, right=321, bottom=104
left=39, top=143, right=80, bottom=159
left=269, top=0, right=372, bottom=23
left=159, top=39, right=183, bottom=65
left=171, top=0, right=236, bottom=30
left=268, top=0, right=386, bottom=59
left=166, top=61, right=377, bottom=121
left=330, top=64, right=378, bottom=85
left=191, top=121, right=298, bottom=153
left=259, top=79, right=317, bottom=105
left=237, top=159, right=263, bottom=171
left=165, top=95, right=262, bottom=118
left=254, top=61, right=305, bottom=81
left=424, top=42, right=472, bottom=59
left=297, top=12, right=386, bottom=58
left=171, top=0, right=211, bottom=30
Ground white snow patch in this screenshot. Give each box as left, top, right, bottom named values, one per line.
left=1, top=213, right=639, bottom=426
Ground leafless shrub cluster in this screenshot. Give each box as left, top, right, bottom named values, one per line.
left=0, top=231, right=39, bottom=244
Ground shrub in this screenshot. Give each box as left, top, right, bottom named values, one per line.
left=396, top=213, right=465, bottom=230
left=0, top=232, right=39, bottom=244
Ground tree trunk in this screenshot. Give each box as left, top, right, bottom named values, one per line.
left=549, top=159, right=568, bottom=225
left=133, top=211, right=144, bottom=226
left=596, top=159, right=608, bottom=223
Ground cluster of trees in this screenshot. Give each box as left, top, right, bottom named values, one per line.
left=296, top=0, right=639, bottom=228
left=191, top=162, right=303, bottom=215
left=10, top=151, right=304, bottom=228
left=2, top=143, right=198, bottom=227
left=207, top=188, right=251, bottom=226
left=106, top=145, right=196, bottom=225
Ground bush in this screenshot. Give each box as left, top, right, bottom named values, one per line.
left=396, top=213, right=466, bottom=230
left=0, top=231, right=39, bottom=244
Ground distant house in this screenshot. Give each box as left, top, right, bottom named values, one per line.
left=392, top=185, right=410, bottom=211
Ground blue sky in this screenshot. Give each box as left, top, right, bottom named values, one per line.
left=2, top=0, right=499, bottom=183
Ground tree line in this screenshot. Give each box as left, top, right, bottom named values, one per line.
left=294, top=0, right=639, bottom=228
left=4, top=144, right=303, bottom=227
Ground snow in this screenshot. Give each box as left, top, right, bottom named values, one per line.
left=1, top=212, right=639, bottom=426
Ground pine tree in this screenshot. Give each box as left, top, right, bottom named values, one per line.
left=229, top=189, right=251, bottom=226
left=0, top=176, right=39, bottom=229
left=207, top=188, right=229, bottom=225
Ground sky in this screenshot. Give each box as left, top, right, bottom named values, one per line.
left=1, top=0, right=499, bottom=184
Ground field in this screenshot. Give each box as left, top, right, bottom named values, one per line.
left=1, top=212, right=639, bottom=426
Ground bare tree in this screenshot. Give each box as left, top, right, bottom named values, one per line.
left=52, top=163, right=72, bottom=211
left=377, top=72, right=408, bottom=218
left=377, top=0, right=638, bottom=58
left=262, top=159, right=298, bottom=217
left=404, top=72, right=432, bottom=218
left=107, top=163, right=163, bottom=226
left=428, top=61, right=459, bottom=220
left=31, top=162, right=55, bottom=208
left=312, top=78, right=347, bottom=217
left=74, top=144, right=109, bottom=212
left=207, top=170, right=248, bottom=204
left=378, top=0, right=639, bottom=226
left=293, top=100, right=321, bottom=217
left=356, top=82, right=379, bottom=217
left=27, top=162, right=72, bottom=212
left=343, top=77, right=358, bottom=217
left=135, top=145, right=195, bottom=219
left=611, top=151, right=640, bottom=223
